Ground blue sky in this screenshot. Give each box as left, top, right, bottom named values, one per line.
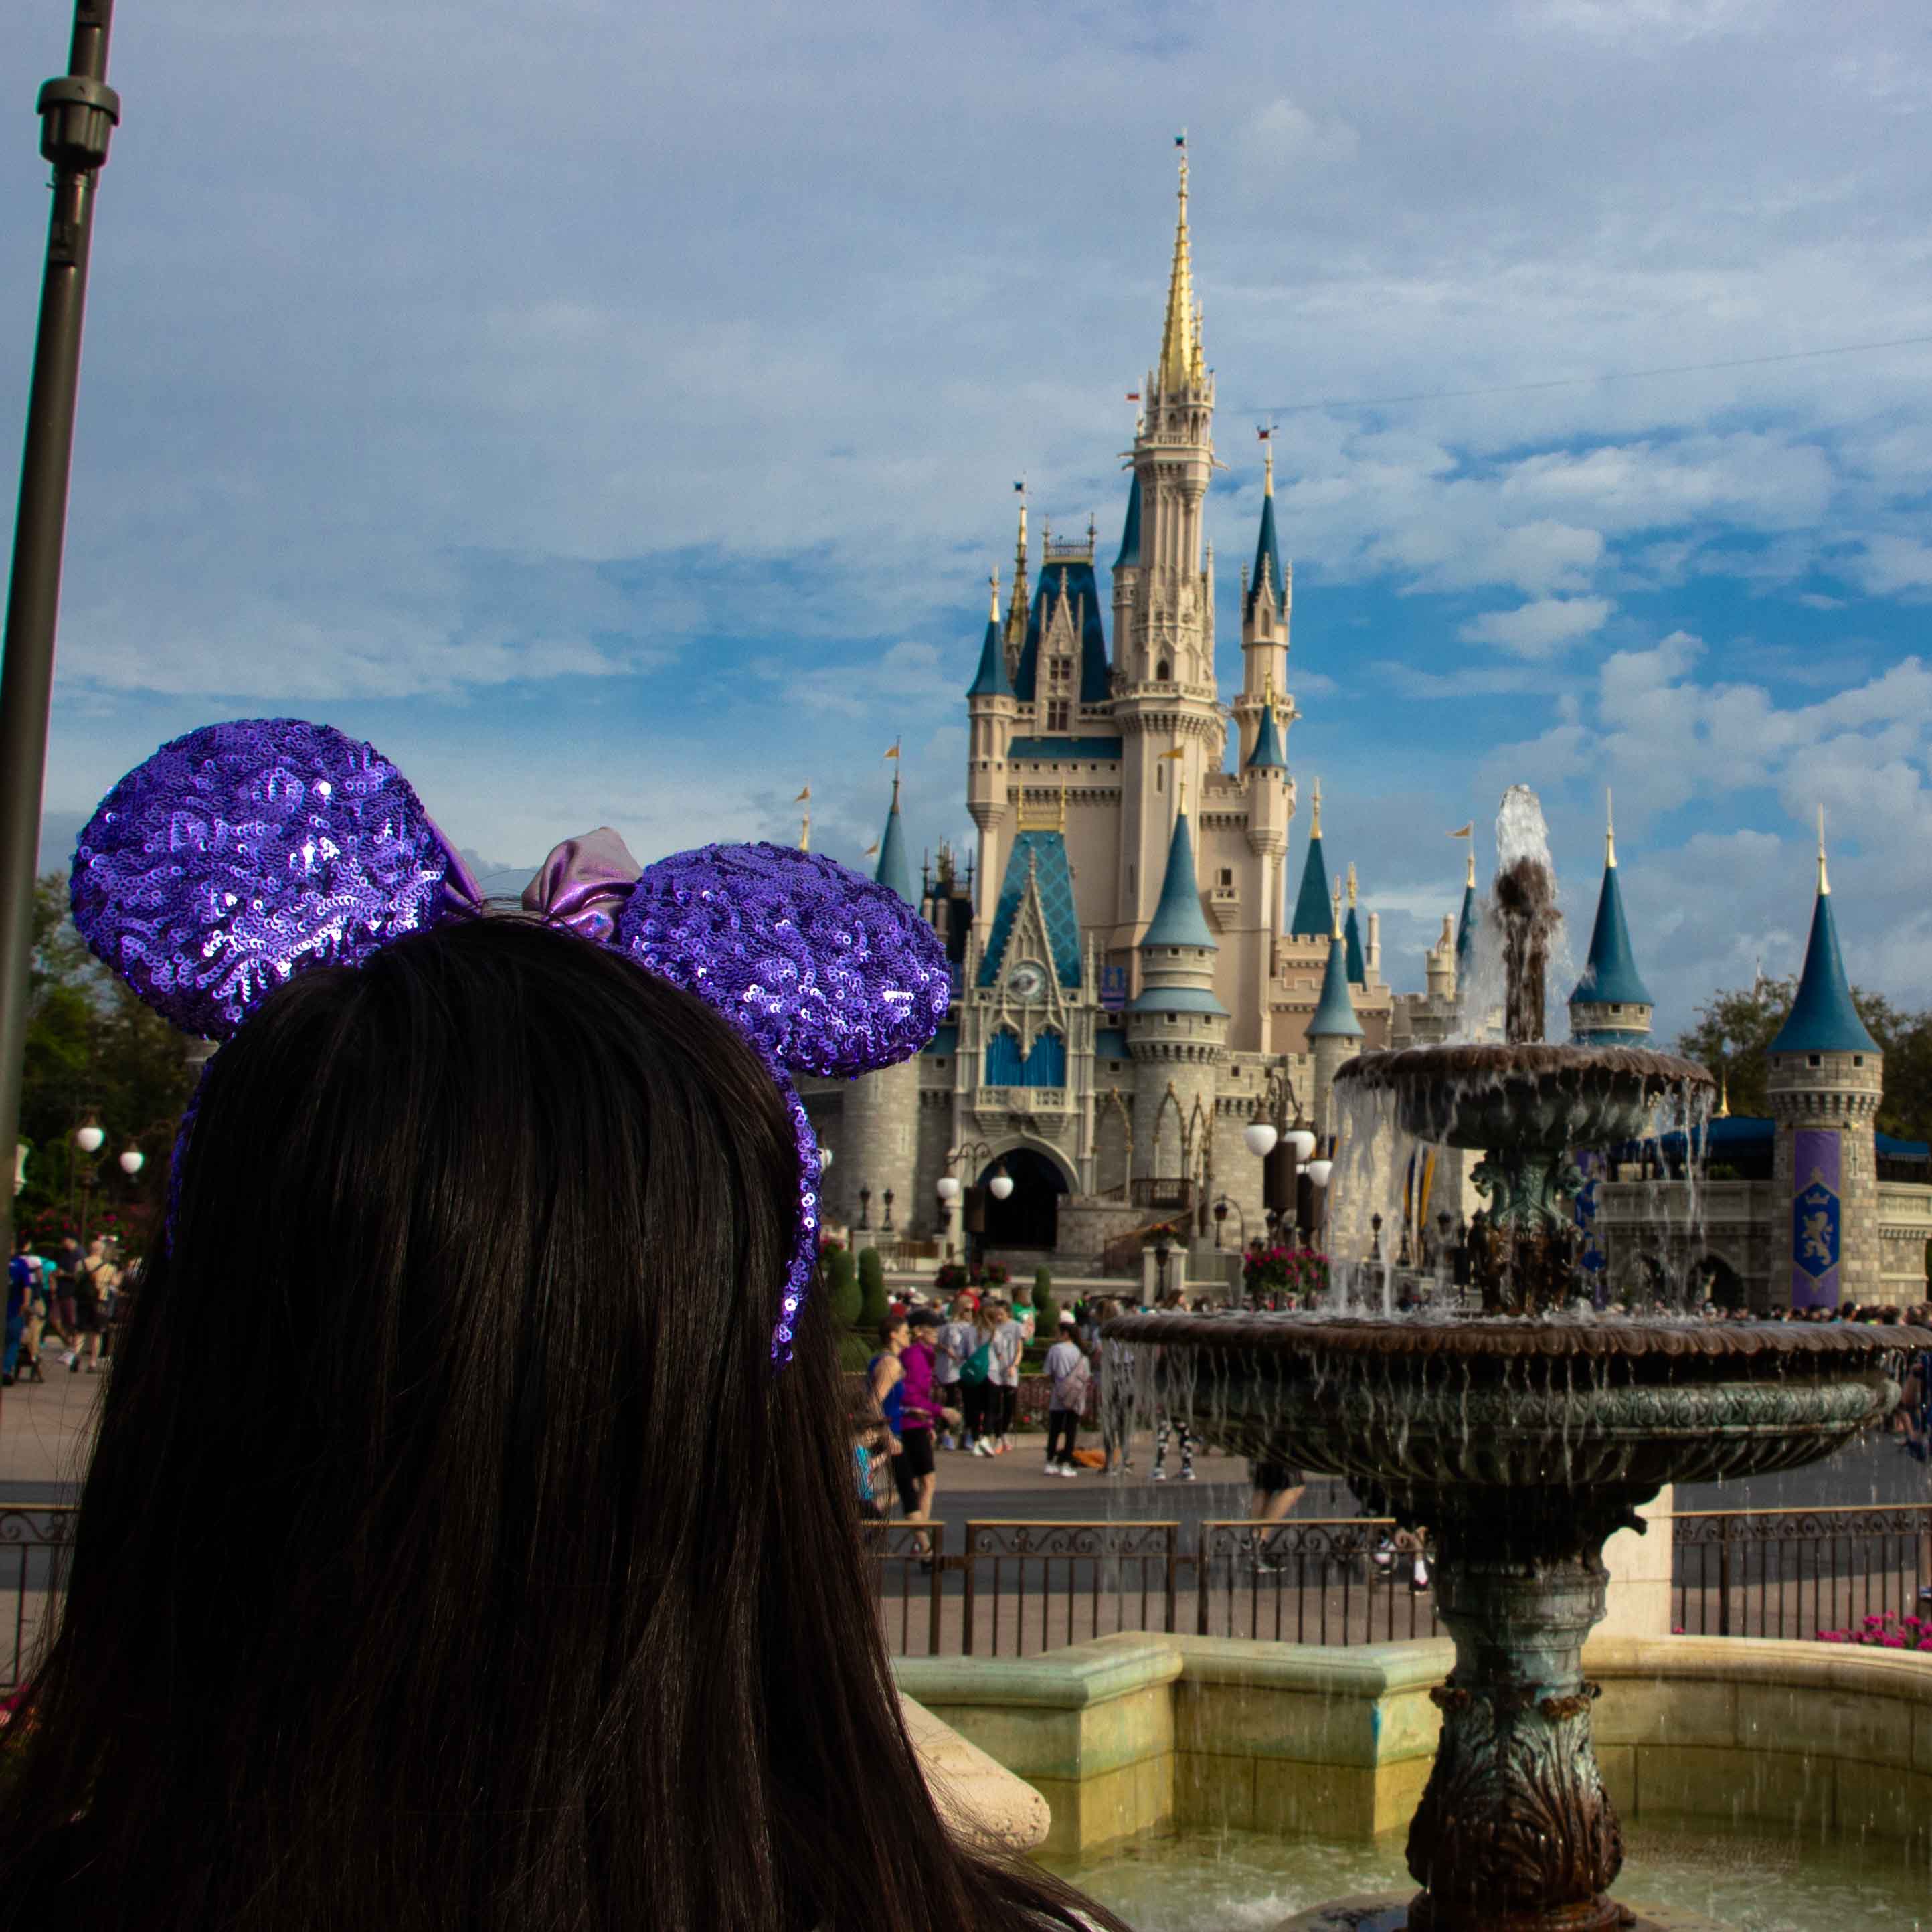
left=4, top=0, right=1931, bottom=1038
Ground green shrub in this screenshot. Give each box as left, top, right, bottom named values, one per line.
left=1032, top=1263, right=1058, bottom=1335
left=858, top=1246, right=890, bottom=1328
left=826, top=1246, right=861, bottom=1330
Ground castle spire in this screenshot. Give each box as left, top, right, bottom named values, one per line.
left=1344, top=861, right=1366, bottom=985
left=1605, top=787, right=1617, bottom=869
left=872, top=766, right=917, bottom=908
left=1157, top=144, right=1203, bottom=392
left=1569, top=828, right=1652, bottom=1039
left=1246, top=442, right=1284, bottom=622
left=1244, top=693, right=1286, bottom=771
left=1288, top=778, right=1332, bottom=938
left=1140, top=804, right=1215, bottom=950
left=1114, top=473, right=1143, bottom=570
left=968, top=566, right=1015, bottom=698
left=1004, top=495, right=1030, bottom=651
left=1309, top=890, right=1363, bottom=1041
left=1770, top=816, right=1877, bottom=1055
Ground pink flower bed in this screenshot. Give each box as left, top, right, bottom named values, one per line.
left=1814, top=1611, right=1932, bottom=1650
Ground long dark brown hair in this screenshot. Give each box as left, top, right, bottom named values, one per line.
left=0, top=918, right=1123, bottom=1932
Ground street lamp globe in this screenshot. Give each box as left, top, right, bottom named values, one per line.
left=74, top=1124, right=104, bottom=1154
left=816, top=1142, right=833, bottom=1170
left=988, top=1164, right=1014, bottom=1201
left=1304, top=1159, right=1334, bottom=1189
left=118, top=1148, right=144, bottom=1176
left=935, top=1174, right=962, bottom=1204
left=1243, top=1121, right=1278, bottom=1159
left=1284, top=1128, right=1317, bottom=1163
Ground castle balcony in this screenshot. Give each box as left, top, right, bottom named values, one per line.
left=1594, top=1179, right=1766, bottom=1227
left=972, top=1085, right=1073, bottom=1120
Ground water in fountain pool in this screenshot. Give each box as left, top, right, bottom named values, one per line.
left=1038, top=1822, right=1932, bottom=1932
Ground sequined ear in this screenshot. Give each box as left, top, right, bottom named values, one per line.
left=615, top=842, right=950, bottom=1077
left=71, top=718, right=478, bottom=1041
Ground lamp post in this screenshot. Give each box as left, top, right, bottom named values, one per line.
left=857, top=1185, right=871, bottom=1231
left=1243, top=1069, right=1316, bottom=1239
left=0, top=1, right=121, bottom=1273
left=939, top=1138, right=1007, bottom=1267
left=1211, top=1193, right=1246, bottom=1251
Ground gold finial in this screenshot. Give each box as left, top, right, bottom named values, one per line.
left=1347, top=861, right=1358, bottom=907
left=1310, top=775, right=1322, bottom=839
left=1606, top=787, right=1616, bottom=869
left=1818, top=804, right=1830, bottom=895
left=1263, top=440, right=1274, bottom=497
left=1466, top=843, right=1476, bottom=889
left=1716, top=1068, right=1731, bottom=1118
left=1331, top=885, right=1344, bottom=942
left=988, top=566, right=1000, bottom=621
left=1158, top=140, right=1202, bottom=390
left=1177, top=772, right=1188, bottom=816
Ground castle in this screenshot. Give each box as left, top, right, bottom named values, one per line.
left=799, top=160, right=1931, bottom=1307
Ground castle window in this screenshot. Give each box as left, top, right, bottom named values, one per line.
left=1156, top=765, right=1165, bottom=793
left=1156, top=659, right=1171, bottom=681
left=1219, top=868, right=1233, bottom=886
left=1047, top=700, right=1069, bottom=731
left=985, top=1028, right=1025, bottom=1086
left=1809, top=1055, right=1822, bottom=1068
left=1855, top=1055, right=1865, bottom=1067
left=1128, top=866, right=1136, bottom=897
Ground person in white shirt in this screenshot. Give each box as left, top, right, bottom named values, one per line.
left=1040, top=1312, right=1091, bottom=1476
left=932, top=1292, right=978, bottom=1449
left=986, top=1298, right=1025, bottom=1454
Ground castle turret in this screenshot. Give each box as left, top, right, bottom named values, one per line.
left=1127, top=798, right=1227, bottom=1189
left=1767, top=816, right=1882, bottom=1310
left=966, top=569, right=1018, bottom=946
left=1568, top=795, right=1652, bottom=1046
left=1344, top=863, right=1367, bottom=986
left=1234, top=442, right=1292, bottom=766
left=1288, top=778, right=1332, bottom=938
left=1426, top=915, right=1456, bottom=1002
left=841, top=770, right=926, bottom=1229
left=1454, top=841, right=1477, bottom=1000
left=1308, top=887, right=1363, bottom=1138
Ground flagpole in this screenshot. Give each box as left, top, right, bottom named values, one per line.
left=0, top=1, right=120, bottom=1277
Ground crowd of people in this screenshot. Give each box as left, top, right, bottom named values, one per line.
left=3, top=1234, right=133, bottom=1385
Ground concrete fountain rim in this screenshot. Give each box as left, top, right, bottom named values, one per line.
left=1332, top=1042, right=1717, bottom=1091
left=1099, top=1311, right=1932, bottom=1361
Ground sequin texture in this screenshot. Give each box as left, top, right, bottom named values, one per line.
left=70, top=719, right=460, bottom=1040
left=617, top=842, right=950, bottom=1079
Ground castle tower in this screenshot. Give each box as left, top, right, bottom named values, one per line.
left=1454, top=841, right=1477, bottom=1002
left=1126, top=796, right=1227, bottom=1189
left=966, top=570, right=1017, bottom=947
left=1425, top=915, right=1456, bottom=1002
left=1114, top=149, right=1224, bottom=963
left=1308, top=887, right=1363, bottom=1138
left=839, top=774, right=926, bottom=1230
left=1568, top=795, right=1653, bottom=1046
left=1233, top=441, right=1293, bottom=768
left=1767, top=819, right=1882, bottom=1310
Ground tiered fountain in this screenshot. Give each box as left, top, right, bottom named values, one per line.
left=1105, top=789, right=1931, bottom=1932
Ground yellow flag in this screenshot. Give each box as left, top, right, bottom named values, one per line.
left=794, top=784, right=811, bottom=803
left=864, top=839, right=880, bottom=857
left=1158, top=748, right=1187, bottom=761
left=883, top=739, right=901, bottom=761
left=1449, top=822, right=1472, bottom=839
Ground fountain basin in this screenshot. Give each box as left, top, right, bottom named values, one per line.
left=1333, top=1043, right=1714, bottom=1152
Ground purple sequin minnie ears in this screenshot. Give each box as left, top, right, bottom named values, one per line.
left=69, top=719, right=950, bottom=1367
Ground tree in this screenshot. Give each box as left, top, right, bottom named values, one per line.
left=857, top=1247, right=889, bottom=1329
left=825, top=1246, right=861, bottom=1331
left=16, top=872, right=197, bottom=1247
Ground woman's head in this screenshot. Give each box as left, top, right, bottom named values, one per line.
left=3, top=918, right=1116, bottom=1932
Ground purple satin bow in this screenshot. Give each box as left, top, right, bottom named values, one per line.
left=520, top=827, right=644, bottom=944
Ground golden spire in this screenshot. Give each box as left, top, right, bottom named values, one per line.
left=988, top=566, right=1000, bottom=621
left=1331, top=885, right=1344, bottom=942
left=1263, top=440, right=1274, bottom=497
left=1310, top=774, right=1322, bottom=839
left=1818, top=804, right=1830, bottom=895
left=1005, top=495, right=1029, bottom=647
left=1466, top=843, right=1476, bottom=889
left=1606, top=788, right=1617, bottom=869
left=1158, top=144, right=1203, bottom=391
left=1347, top=861, right=1358, bottom=907
left=1716, top=1068, right=1731, bottom=1118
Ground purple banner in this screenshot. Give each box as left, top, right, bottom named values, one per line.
left=1791, top=1128, right=1842, bottom=1310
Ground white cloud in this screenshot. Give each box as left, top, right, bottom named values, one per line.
left=1460, top=596, right=1615, bottom=657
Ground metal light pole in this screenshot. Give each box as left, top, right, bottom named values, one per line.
left=0, top=1, right=121, bottom=1274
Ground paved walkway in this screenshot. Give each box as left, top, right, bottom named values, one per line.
left=0, top=1352, right=104, bottom=1498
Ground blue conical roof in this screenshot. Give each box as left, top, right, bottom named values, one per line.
left=1114, top=474, right=1142, bottom=572
left=967, top=611, right=1014, bottom=699
left=1245, top=699, right=1286, bottom=771
left=1288, top=832, right=1332, bottom=939
left=1455, top=879, right=1476, bottom=976
left=1344, top=901, right=1366, bottom=985
left=1309, top=933, right=1363, bottom=1039
left=1246, top=486, right=1284, bottom=621
left=873, top=782, right=917, bottom=908
left=1141, top=810, right=1216, bottom=950
left=1770, top=885, right=1878, bottom=1055
left=1570, top=861, right=1651, bottom=1008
